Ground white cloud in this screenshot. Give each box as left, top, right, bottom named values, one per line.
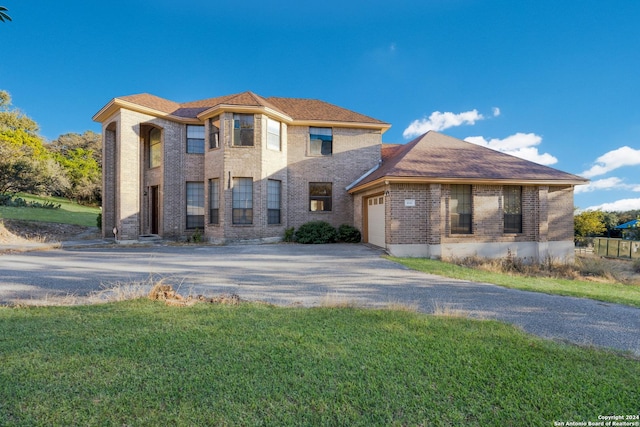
left=492, top=107, right=501, bottom=117
left=584, top=198, right=640, bottom=212
left=574, top=177, right=625, bottom=194
left=464, top=133, right=558, bottom=166
left=403, top=109, right=484, bottom=138
left=574, top=177, right=640, bottom=194
left=581, top=146, right=640, bottom=178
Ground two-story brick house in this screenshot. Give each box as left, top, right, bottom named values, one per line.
left=94, top=92, right=587, bottom=262
left=93, top=92, right=390, bottom=244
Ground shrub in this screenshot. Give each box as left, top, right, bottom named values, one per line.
left=96, top=212, right=102, bottom=230
left=294, top=221, right=337, bottom=244
left=337, top=224, right=361, bottom=243
left=283, top=227, right=295, bottom=242
left=189, top=228, right=203, bottom=243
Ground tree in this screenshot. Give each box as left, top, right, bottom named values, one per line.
left=0, top=6, right=10, bottom=23
left=0, top=91, right=69, bottom=198
left=0, top=91, right=39, bottom=134
left=49, top=131, right=102, bottom=203
left=0, top=129, right=69, bottom=197
left=574, top=210, right=606, bottom=246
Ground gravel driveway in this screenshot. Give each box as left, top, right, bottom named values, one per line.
left=1, top=242, right=638, bottom=355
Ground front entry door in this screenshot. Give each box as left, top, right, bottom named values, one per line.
left=150, top=186, right=159, bottom=235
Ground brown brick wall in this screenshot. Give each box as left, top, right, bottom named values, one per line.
left=380, top=183, right=574, bottom=248
left=388, top=183, right=428, bottom=245
left=287, top=127, right=381, bottom=230
left=548, top=186, right=574, bottom=241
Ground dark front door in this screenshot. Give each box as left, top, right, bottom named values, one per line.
left=150, top=186, right=159, bottom=235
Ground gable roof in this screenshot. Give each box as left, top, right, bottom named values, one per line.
left=93, top=91, right=390, bottom=131
left=349, top=131, right=588, bottom=192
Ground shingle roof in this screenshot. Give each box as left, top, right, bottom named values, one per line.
left=351, top=131, right=587, bottom=191
left=110, top=92, right=388, bottom=126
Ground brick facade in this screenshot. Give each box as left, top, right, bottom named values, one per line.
left=100, top=108, right=382, bottom=243
left=97, top=93, right=582, bottom=262
left=355, top=182, right=577, bottom=262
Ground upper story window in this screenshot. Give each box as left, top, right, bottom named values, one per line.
left=187, top=125, right=205, bottom=154
left=267, top=118, right=281, bottom=151
left=233, top=114, right=254, bottom=147
left=309, top=182, right=332, bottom=212
left=450, top=184, right=472, bottom=234
left=209, top=116, right=220, bottom=149
left=309, top=127, right=332, bottom=156
left=149, top=127, right=161, bottom=168
left=504, top=186, right=523, bottom=233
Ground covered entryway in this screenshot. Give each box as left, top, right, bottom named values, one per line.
left=366, top=195, right=385, bottom=248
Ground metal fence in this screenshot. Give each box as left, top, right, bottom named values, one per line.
left=593, top=237, right=640, bottom=259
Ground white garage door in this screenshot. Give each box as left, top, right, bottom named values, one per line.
left=367, top=195, right=385, bottom=248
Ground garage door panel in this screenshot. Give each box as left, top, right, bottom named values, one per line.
left=367, top=196, right=385, bottom=248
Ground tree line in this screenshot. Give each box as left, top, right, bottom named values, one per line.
left=0, top=90, right=101, bottom=205
left=575, top=209, right=640, bottom=244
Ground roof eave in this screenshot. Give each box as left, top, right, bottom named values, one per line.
left=292, top=119, right=391, bottom=133
left=197, top=105, right=293, bottom=123
left=93, top=98, right=201, bottom=124
left=348, top=176, right=589, bottom=194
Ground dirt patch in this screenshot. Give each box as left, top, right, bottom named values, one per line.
left=0, top=219, right=99, bottom=243
left=148, top=283, right=243, bottom=307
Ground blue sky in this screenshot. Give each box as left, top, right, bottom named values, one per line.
left=2, top=0, right=640, bottom=212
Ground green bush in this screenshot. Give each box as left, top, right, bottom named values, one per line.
left=0, top=195, right=60, bottom=209
left=283, top=227, right=295, bottom=242
left=337, top=224, right=361, bottom=243
left=294, top=221, right=337, bottom=244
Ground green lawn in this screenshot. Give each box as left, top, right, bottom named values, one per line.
left=0, top=194, right=100, bottom=227
left=389, top=257, right=640, bottom=308
left=0, top=300, right=637, bottom=426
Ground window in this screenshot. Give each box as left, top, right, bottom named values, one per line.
left=209, top=116, right=220, bottom=149
left=149, top=127, right=161, bottom=168
left=267, top=118, right=281, bottom=151
left=309, top=127, right=332, bottom=156
left=233, top=114, right=254, bottom=146
left=187, top=125, right=205, bottom=154
left=450, top=184, right=472, bottom=234
left=209, top=178, right=219, bottom=225
left=186, top=182, right=204, bottom=229
left=232, top=178, right=253, bottom=224
left=267, top=179, right=281, bottom=224
left=309, top=182, right=332, bottom=212
left=504, top=186, right=522, bottom=233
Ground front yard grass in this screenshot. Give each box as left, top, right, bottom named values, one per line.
left=0, top=300, right=637, bottom=426
left=0, top=194, right=99, bottom=227
left=389, top=257, right=640, bottom=308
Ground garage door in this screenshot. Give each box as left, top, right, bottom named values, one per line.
left=367, top=195, right=385, bottom=248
